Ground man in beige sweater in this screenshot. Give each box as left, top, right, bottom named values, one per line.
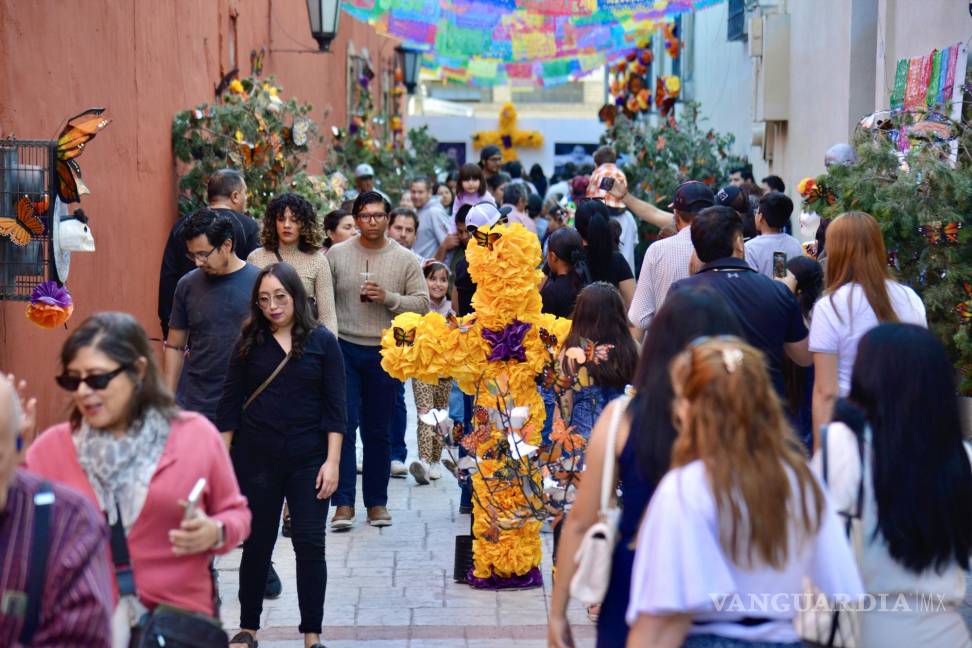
left=327, top=191, right=429, bottom=529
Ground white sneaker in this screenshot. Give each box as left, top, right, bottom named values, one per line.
left=390, top=460, right=408, bottom=478
left=429, top=464, right=443, bottom=480
left=409, top=460, right=430, bottom=485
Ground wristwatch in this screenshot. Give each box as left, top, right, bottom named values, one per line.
left=212, top=519, right=226, bottom=550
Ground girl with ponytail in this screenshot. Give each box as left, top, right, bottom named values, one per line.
left=574, top=200, right=635, bottom=309
left=541, top=227, right=591, bottom=318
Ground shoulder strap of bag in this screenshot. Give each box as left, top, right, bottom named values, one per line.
left=19, top=481, right=54, bottom=644
left=243, top=352, right=291, bottom=410
left=273, top=249, right=283, bottom=263
left=109, top=504, right=138, bottom=598
left=598, top=394, right=631, bottom=515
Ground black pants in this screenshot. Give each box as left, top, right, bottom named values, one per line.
left=234, top=447, right=329, bottom=634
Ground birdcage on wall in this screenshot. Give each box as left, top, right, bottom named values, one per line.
left=0, top=140, right=56, bottom=300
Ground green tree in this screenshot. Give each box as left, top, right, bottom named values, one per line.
left=804, top=114, right=972, bottom=393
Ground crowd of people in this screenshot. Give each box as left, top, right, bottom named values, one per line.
left=1, top=144, right=970, bottom=648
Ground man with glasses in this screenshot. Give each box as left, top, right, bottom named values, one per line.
left=327, top=191, right=430, bottom=530
left=164, top=208, right=259, bottom=424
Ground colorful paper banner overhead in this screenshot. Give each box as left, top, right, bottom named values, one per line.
left=342, top=0, right=724, bottom=86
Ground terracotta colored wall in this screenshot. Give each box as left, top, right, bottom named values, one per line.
left=0, top=0, right=397, bottom=427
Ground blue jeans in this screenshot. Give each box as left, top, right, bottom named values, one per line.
left=335, top=340, right=396, bottom=509
left=390, top=381, right=407, bottom=463
left=459, top=392, right=473, bottom=508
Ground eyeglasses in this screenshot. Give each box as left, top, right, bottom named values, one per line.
left=186, top=246, right=218, bottom=263
left=356, top=212, right=388, bottom=223
left=257, top=293, right=292, bottom=309
left=55, top=365, right=129, bottom=392
left=487, top=156, right=503, bottom=163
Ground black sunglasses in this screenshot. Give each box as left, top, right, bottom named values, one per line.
left=55, top=365, right=130, bottom=392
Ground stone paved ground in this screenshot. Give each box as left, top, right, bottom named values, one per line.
left=217, top=384, right=594, bottom=647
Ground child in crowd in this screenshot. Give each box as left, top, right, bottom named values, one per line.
left=410, top=261, right=455, bottom=485
left=785, top=255, right=823, bottom=451
left=453, top=163, right=496, bottom=216
left=540, top=227, right=590, bottom=318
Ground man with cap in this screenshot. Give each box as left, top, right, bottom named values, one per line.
left=479, top=145, right=504, bottom=181
left=627, top=181, right=715, bottom=334
left=348, top=163, right=391, bottom=203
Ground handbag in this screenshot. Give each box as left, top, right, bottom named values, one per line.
left=273, top=249, right=319, bottom=320
left=569, top=393, right=630, bottom=606
left=106, top=506, right=228, bottom=648
left=243, top=352, right=291, bottom=410
left=796, top=419, right=864, bottom=648
left=18, top=481, right=53, bottom=645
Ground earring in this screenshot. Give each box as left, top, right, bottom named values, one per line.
left=15, top=434, right=23, bottom=452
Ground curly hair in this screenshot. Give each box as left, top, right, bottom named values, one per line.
left=261, top=192, right=324, bottom=252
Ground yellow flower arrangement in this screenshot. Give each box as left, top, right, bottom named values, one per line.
left=380, top=222, right=570, bottom=584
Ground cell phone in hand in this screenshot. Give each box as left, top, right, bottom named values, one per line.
left=183, top=478, right=207, bottom=521
left=599, top=176, right=615, bottom=191
left=773, top=252, right=787, bottom=279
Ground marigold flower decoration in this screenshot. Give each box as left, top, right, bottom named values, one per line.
left=380, top=222, right=570, bottom=586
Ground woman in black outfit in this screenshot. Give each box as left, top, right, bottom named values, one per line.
left=218, top=262, right=346, bottom=648
left=574, top=199, right=635, bottom=310
left=540, top=227, right=590, bottom=318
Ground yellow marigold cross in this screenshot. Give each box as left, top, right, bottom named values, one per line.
left=471, top=103, right=544, bottom=163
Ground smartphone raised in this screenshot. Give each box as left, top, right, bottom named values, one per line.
left=183, top=477, right=207, bottom=521
left=773, top=251, right=787, bottom=278
left=599, top=176, right=615, bottom=191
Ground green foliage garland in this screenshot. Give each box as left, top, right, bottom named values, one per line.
left=172, top=76, right=322, bottom=216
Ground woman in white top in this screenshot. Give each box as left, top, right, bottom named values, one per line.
left=248, top=193, right=338, bottom=334
left=808, top=211, right=926, bottom=446
left=627, top=337, right=864, bottom=648
left=815, top=324, right=972, bottom=648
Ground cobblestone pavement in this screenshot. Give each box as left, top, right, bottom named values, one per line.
left=217, top=384, right=595, bottom=648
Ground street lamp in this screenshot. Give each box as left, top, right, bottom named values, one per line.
left=396, top=46, right=421, bottom=94
left=306, top=0, right=341, bottom=52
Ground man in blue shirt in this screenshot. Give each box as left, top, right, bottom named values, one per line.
left=670, top=206, right=811, bottom=398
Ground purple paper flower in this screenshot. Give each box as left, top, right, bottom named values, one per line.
left=482, top=320, right=531, bottom=362
left=30, top=281, right=72, bottom=308
left=501, top=134, right=513, bottom=149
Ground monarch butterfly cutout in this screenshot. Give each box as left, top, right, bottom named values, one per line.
left=446, top=313, right=476, bottom=333
left=393, top=326, right=416, bottom=347
left=473, top=229, right=502, bottom=251
left=957, top=283, right=972, bottom=324
left=538, top=328, right=558, bottom=348
left=56, top=108, right=111, bottom=203
left=0, top=196, right=45, bottom=247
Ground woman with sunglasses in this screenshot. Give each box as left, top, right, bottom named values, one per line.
left=25, top=312, right=250, bottom=643
left=216, top=262, right=346, bottom=648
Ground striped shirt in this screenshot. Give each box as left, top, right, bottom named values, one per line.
left=628, top=226, right=695, bottom=330
left=0, top=469, right=112, bottom=647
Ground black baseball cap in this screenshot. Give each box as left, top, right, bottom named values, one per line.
left=715, top=185, right=749, bottom=213
left=669, top=181, right=715, bottom=213
left=480, top=145, right=502, bottom=161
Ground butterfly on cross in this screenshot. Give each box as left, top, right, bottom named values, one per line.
left=393, top=326, right=416, bottom=347
left=473, top=229, right=502, bottom=251
left=446, top=313, right=476, bottom=333
left=56, top=109, right=111, bottom=203
left=0, top=196, right=45, bottom=247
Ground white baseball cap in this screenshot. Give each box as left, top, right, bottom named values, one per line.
left=354, top=163, right=375, bottom=179
left=466, top=202, right=503, bottom=230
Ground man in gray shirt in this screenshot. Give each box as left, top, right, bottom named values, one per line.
left=744, top=192, right=805, bottom=278
left=164, top=208, right=260, bottom=422
left=410, top=177, right=454, bottom=261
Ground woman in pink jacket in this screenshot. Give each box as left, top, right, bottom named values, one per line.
left=25, top=312, right=250, bottom=643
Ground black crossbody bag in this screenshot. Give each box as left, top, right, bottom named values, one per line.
left=109, top=507, right=228, bottom=648
left=18, top=481, right=54, bottom=645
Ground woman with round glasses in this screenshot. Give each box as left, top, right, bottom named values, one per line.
left=216, top=262, right=346, bottom=648
left=25, top=311, right=250, bottom=642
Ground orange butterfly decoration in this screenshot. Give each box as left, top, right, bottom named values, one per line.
left=957, top=283, right=972, bottom=325
left=393, top=326, right=416, bottom=347
left=56, top=108, right=111, bottom=203
left=0, top=197, right=45, bottom=247
left=473, top=229, right=502, bottom=250
left=446, top=313, right=476, bottom=333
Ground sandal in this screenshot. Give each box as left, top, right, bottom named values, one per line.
left=229, top=631, right=258, bottom=648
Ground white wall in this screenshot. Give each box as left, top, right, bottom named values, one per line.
left=407, top=113, right=606, bottom=176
